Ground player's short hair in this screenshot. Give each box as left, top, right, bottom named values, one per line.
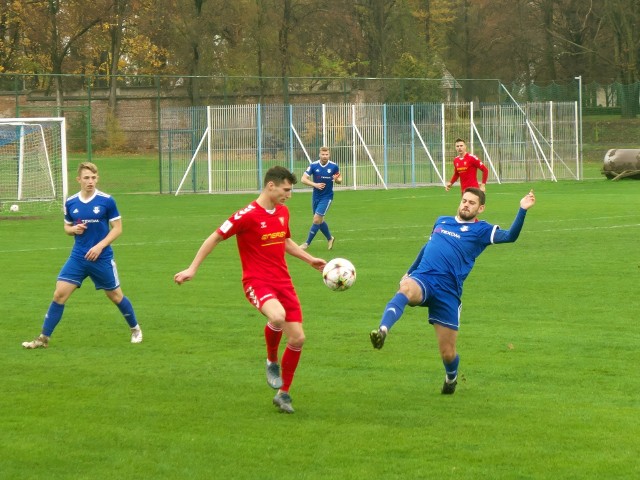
left=464, top=187, right=485, bottom=205
left=77, top=162, right=98, bottom=175
left=319, top=146, right=330, bottom=153
left=454, top=138, right=466, bottom=145
left=263, top=166, right=297, bottom=187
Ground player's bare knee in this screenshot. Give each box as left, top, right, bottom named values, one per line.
left=52, top=286, right=75, bottom=304
left=106, top=289, right=124, bottom=305
left=287, top=334, right=305, bottom=348
left=398, top=279, right=421, bottom=304
left=52, top=292, right=67, bottom=304
left=283, top=322, right=305, bottom=347
left=265, top=306, right=286, bottom=327
left=440, top=347, right=457, bottom=363
left=262, top=299, right=287, bottom=327
left=397, top=283, right=411, bottom=296
left=267, top=317, right=286, bottom=330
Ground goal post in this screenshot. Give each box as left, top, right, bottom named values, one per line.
left=0, top=117, right=68, bottom=213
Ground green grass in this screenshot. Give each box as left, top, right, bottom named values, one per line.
left=70, top=151, right=617, bottom=194
left=1, top=160, right=640, bottom=479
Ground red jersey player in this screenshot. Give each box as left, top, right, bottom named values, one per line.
left=174, top=166, right=326, bottom=414
left=445, top=138, right=489, bottom=193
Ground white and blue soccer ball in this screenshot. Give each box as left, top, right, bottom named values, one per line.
left=322, top=258, right=356, bottom=291
left=9, top=204, right=19, bottom=212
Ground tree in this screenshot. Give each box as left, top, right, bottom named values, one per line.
left=354, top=0, right=398, bottom=77
left=410, top=0, right=456, bottom=61
left=251, top=0, right=275, bottom=97
left=105, top=0, right=131, bottom=112
left=0, top=0, right=23, bottom=74
left=23, top=0, right=112, bottom=105
left=151, top=0, right=246, bottom=104
left=601, top=0, right=639, bottom=116
left=1, top=0, right=637, bottom=114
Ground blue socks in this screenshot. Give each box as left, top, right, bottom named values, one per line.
left=318, top=221, right=331, bottom=240
left=40, top=296, right=137, bottom=336
left=42, top=301, right=65, bottom=336
left=306, top=222, right=333, bottom=244
left=380, top=293, right=409, bottom=331
left=444, top=354, right=460, bottom=381
left=117, top=296, right=138, bottom=328
left=379, top=291, right=460, bottom=382
left=305, top=224, right=320, bottom=244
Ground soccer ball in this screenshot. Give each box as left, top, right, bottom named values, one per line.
left=322, top=258, right=356, bottom=291
left=9, top=204, right=19, bottom=212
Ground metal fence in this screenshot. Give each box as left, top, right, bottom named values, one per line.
left=160, top=101, right=579, bottom=194
left=5, top=73, right=632, bottom=193
left=0, top=73, right=634, bottom=156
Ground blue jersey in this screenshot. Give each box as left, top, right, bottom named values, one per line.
left=305, top=160, right=340, bottom=200
left=63, top=190, right=120, bottom=260
left=408, top=208, right=528, bottom=297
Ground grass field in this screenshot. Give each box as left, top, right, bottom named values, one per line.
left=1, top=157, right=639, bottom=479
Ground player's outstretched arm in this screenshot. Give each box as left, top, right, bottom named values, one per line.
left=174, top=231, right=224, bottom=284
left=520, top=189, right=536, bottom=210
left=493, top=190, right=536, bottom=244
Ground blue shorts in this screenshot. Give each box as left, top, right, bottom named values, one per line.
left=57, top=255, right=121, bottom=291
left=408, top=273, right=461, bottom=331
left=312, top=197, right=333, bottom=217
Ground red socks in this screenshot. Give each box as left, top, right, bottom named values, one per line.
left=264, top=322, right=283, bottom=363
left=264, top=322, right=302, bottom=392
left=281, top=344, right=302, bottom=392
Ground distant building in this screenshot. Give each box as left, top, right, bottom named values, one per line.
left=441, top=69, right=462, bottom=102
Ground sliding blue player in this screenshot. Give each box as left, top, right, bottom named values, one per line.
left=370, top=188, right=536, bottom=394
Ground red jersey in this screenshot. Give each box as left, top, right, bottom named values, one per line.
left=449, top=153, right=489, bottom=191
left=217, top=201, right=292, bottom=285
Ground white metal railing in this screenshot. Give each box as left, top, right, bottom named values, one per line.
left=162, top=101, right=579, bottom=195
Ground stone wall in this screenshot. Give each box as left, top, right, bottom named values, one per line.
left=0, top=87, right=193, bottom=152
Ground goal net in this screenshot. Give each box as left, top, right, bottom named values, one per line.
left=0, top=117, right=68, bottom=213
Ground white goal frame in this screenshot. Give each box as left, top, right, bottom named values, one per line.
left=0, top=117, right=68, bottom=208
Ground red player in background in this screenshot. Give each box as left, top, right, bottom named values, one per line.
left=445, top=138, right=489, bottom=193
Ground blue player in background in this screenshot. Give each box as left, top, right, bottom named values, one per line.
left=22, top=162, right=142, bottom=349
left=370, top=187, right=536, bottom=394
left=300, top=147, right=342, bottom=250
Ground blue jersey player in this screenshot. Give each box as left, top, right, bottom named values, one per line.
left=300, top=147, right=342, bottom=250
left=22, top=162, right=142, bottom=349
left=370, top=187, right=536, bottom=394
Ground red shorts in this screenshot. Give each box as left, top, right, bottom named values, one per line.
left=243, top=280, right=302, bottom=323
